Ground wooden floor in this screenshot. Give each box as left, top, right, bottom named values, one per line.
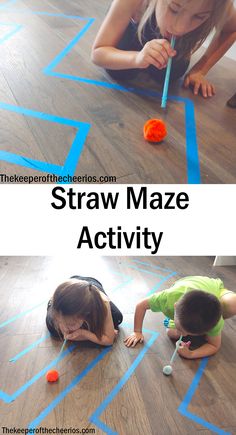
left=0, top=0, right=235, bottom=183
left=0, top=256, right=236, bottom=434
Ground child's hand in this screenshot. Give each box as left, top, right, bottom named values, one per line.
left=65, top=328, right=87, bottom=341
left=135, top=39, right=176, bottom=70
left=124, top=332, right=144, bottom=347
left=184, top=71, right=216, bottom=98
left=177, top=343, right=192, bottom=359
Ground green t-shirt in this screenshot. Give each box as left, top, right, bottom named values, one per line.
left=148, top=276, right=225, bottom=336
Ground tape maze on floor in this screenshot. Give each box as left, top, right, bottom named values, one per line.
left=0, top=0, right=200, bottom=183
left=0, top=260, right=231, bottom=434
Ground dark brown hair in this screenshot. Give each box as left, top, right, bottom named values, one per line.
left=52, top=279, right=107, bottom=339
left=175, top=290, right=222, bottom=334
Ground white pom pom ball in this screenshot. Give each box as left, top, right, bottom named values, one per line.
left=163, top=365, right=173, bottom=376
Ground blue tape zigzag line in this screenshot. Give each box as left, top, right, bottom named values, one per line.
left=131, top=259, right=179, bottom=273
left=123, top=260, right=178, bottom=296
left=90, top=329, right=159, bottom=435
left=146, top=272, right=178, bottom=296
left=7, top=10, right=93, bottom=20
left=9, top=333, right=51, bottom=362
left=28, top=346, right=112, bottom=430
left=0, top=299, right=47, bottom=329
left=0, top=343, right=77, bottom=403
left=127, top=265, right=167, bottom=278
left=0, top=101, right=90, bottom=175
left=110, top=278, right=133, bottom=293
left=0, top=0, right=17, bottom=9
left=178, top=358, right=232, bottom=435
left=0, top=22, right=22, bottom=43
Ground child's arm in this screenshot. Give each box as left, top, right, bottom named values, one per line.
left=65, top=302, right=116, bottom=346
left=184, top=7, right=236, bottom=97
left=177, top=334, right=221, bottom=359
left=124, top=298, right=150, bottom=347
left=91, top=0, right=175, bottom=70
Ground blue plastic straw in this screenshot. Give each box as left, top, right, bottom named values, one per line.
left=55, top=339, right=67, bottom=366
left=161, top=36, right=176, bottom=109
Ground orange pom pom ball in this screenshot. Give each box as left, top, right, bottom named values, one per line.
left=46, top=369, right=59, bottom=382
left=143, top=119, right=167, bottom=143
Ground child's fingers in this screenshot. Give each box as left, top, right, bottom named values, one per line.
left=158, top=39, right=176, bottom=57
left=208, top=84, right=214, bottom=97
left=193, top=81, right=201, bottom=95
left=152, top=42, right=169, bottom=65
left=201, top=83, right=208, bottom=98
left=131, top=339, right=139, bottom=348
left=149, top=48, right=167, bottom=68
left=147, top=54, right=163, bottom=70
left=183, top=76, right=190, bottom=88
left=208, top=83, right=216, bottom=97
left=124, top=336, right=134, bottom=346
left=125, top=338, right=135, bottom=347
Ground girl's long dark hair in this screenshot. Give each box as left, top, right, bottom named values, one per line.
left=52, top=279, right=107, bottom=339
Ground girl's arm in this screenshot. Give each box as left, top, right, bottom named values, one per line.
left=184, top=7, right=236, bottom=97
left=65, top=302, right=116, bottom=346
left=177, top=334, right=221, bottom=359
left=91, top=0, right=176, bottom=70
left=124, top=298, right=150, bottom=347
left=91, top=0, right=142, bottom=69
left=189, top=30, right=236, bottom=76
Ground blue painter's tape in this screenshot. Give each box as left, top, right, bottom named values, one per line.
left=61, top=123, right=90, bottom=176
left=0, top=22, right=22, bottom=44
left=180, top=409, right=231, bottom=435
left=178, top=358, right=232, bottom=435
left=0, top=343, right=77, bottom=403
left=0, top=101, right=85, bottom=128
left=0, top=300, right=47, bottom=329
left=0, top=101, right=90, bottom=176
left=179, top=357, right=208, bottom=406
left=127, top=265, right=165, bottom=278
left=146, top=272, right=178, bottom=296
left=7, top=10, right=92, bottom=21
left=123, top=260, right=177, bottom=296
left=90, top=330, right=159, bottom=434
left=28, top=346, right=111, bottom=429
left=0, top=0, right=18, bottom=9
left=0, top=150, right=63, bottom=174
left=184, top=99, right=201, bottom=184
left=9, top=334, right=50, bottom=362
left=131, top=259, right=178, bottom=274
left=43, top=18, right=95, bottom=74
left=110, top=278, right=133, bottom=293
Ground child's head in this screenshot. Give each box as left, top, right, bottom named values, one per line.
left=174, top=290, right=222, bottom=335
left=138, top=0, right=232, bottom=57
left=52, top=279, right=107, bottom=339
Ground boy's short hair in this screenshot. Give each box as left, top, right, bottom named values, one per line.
left=175, top=290, right=222, bottom=335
